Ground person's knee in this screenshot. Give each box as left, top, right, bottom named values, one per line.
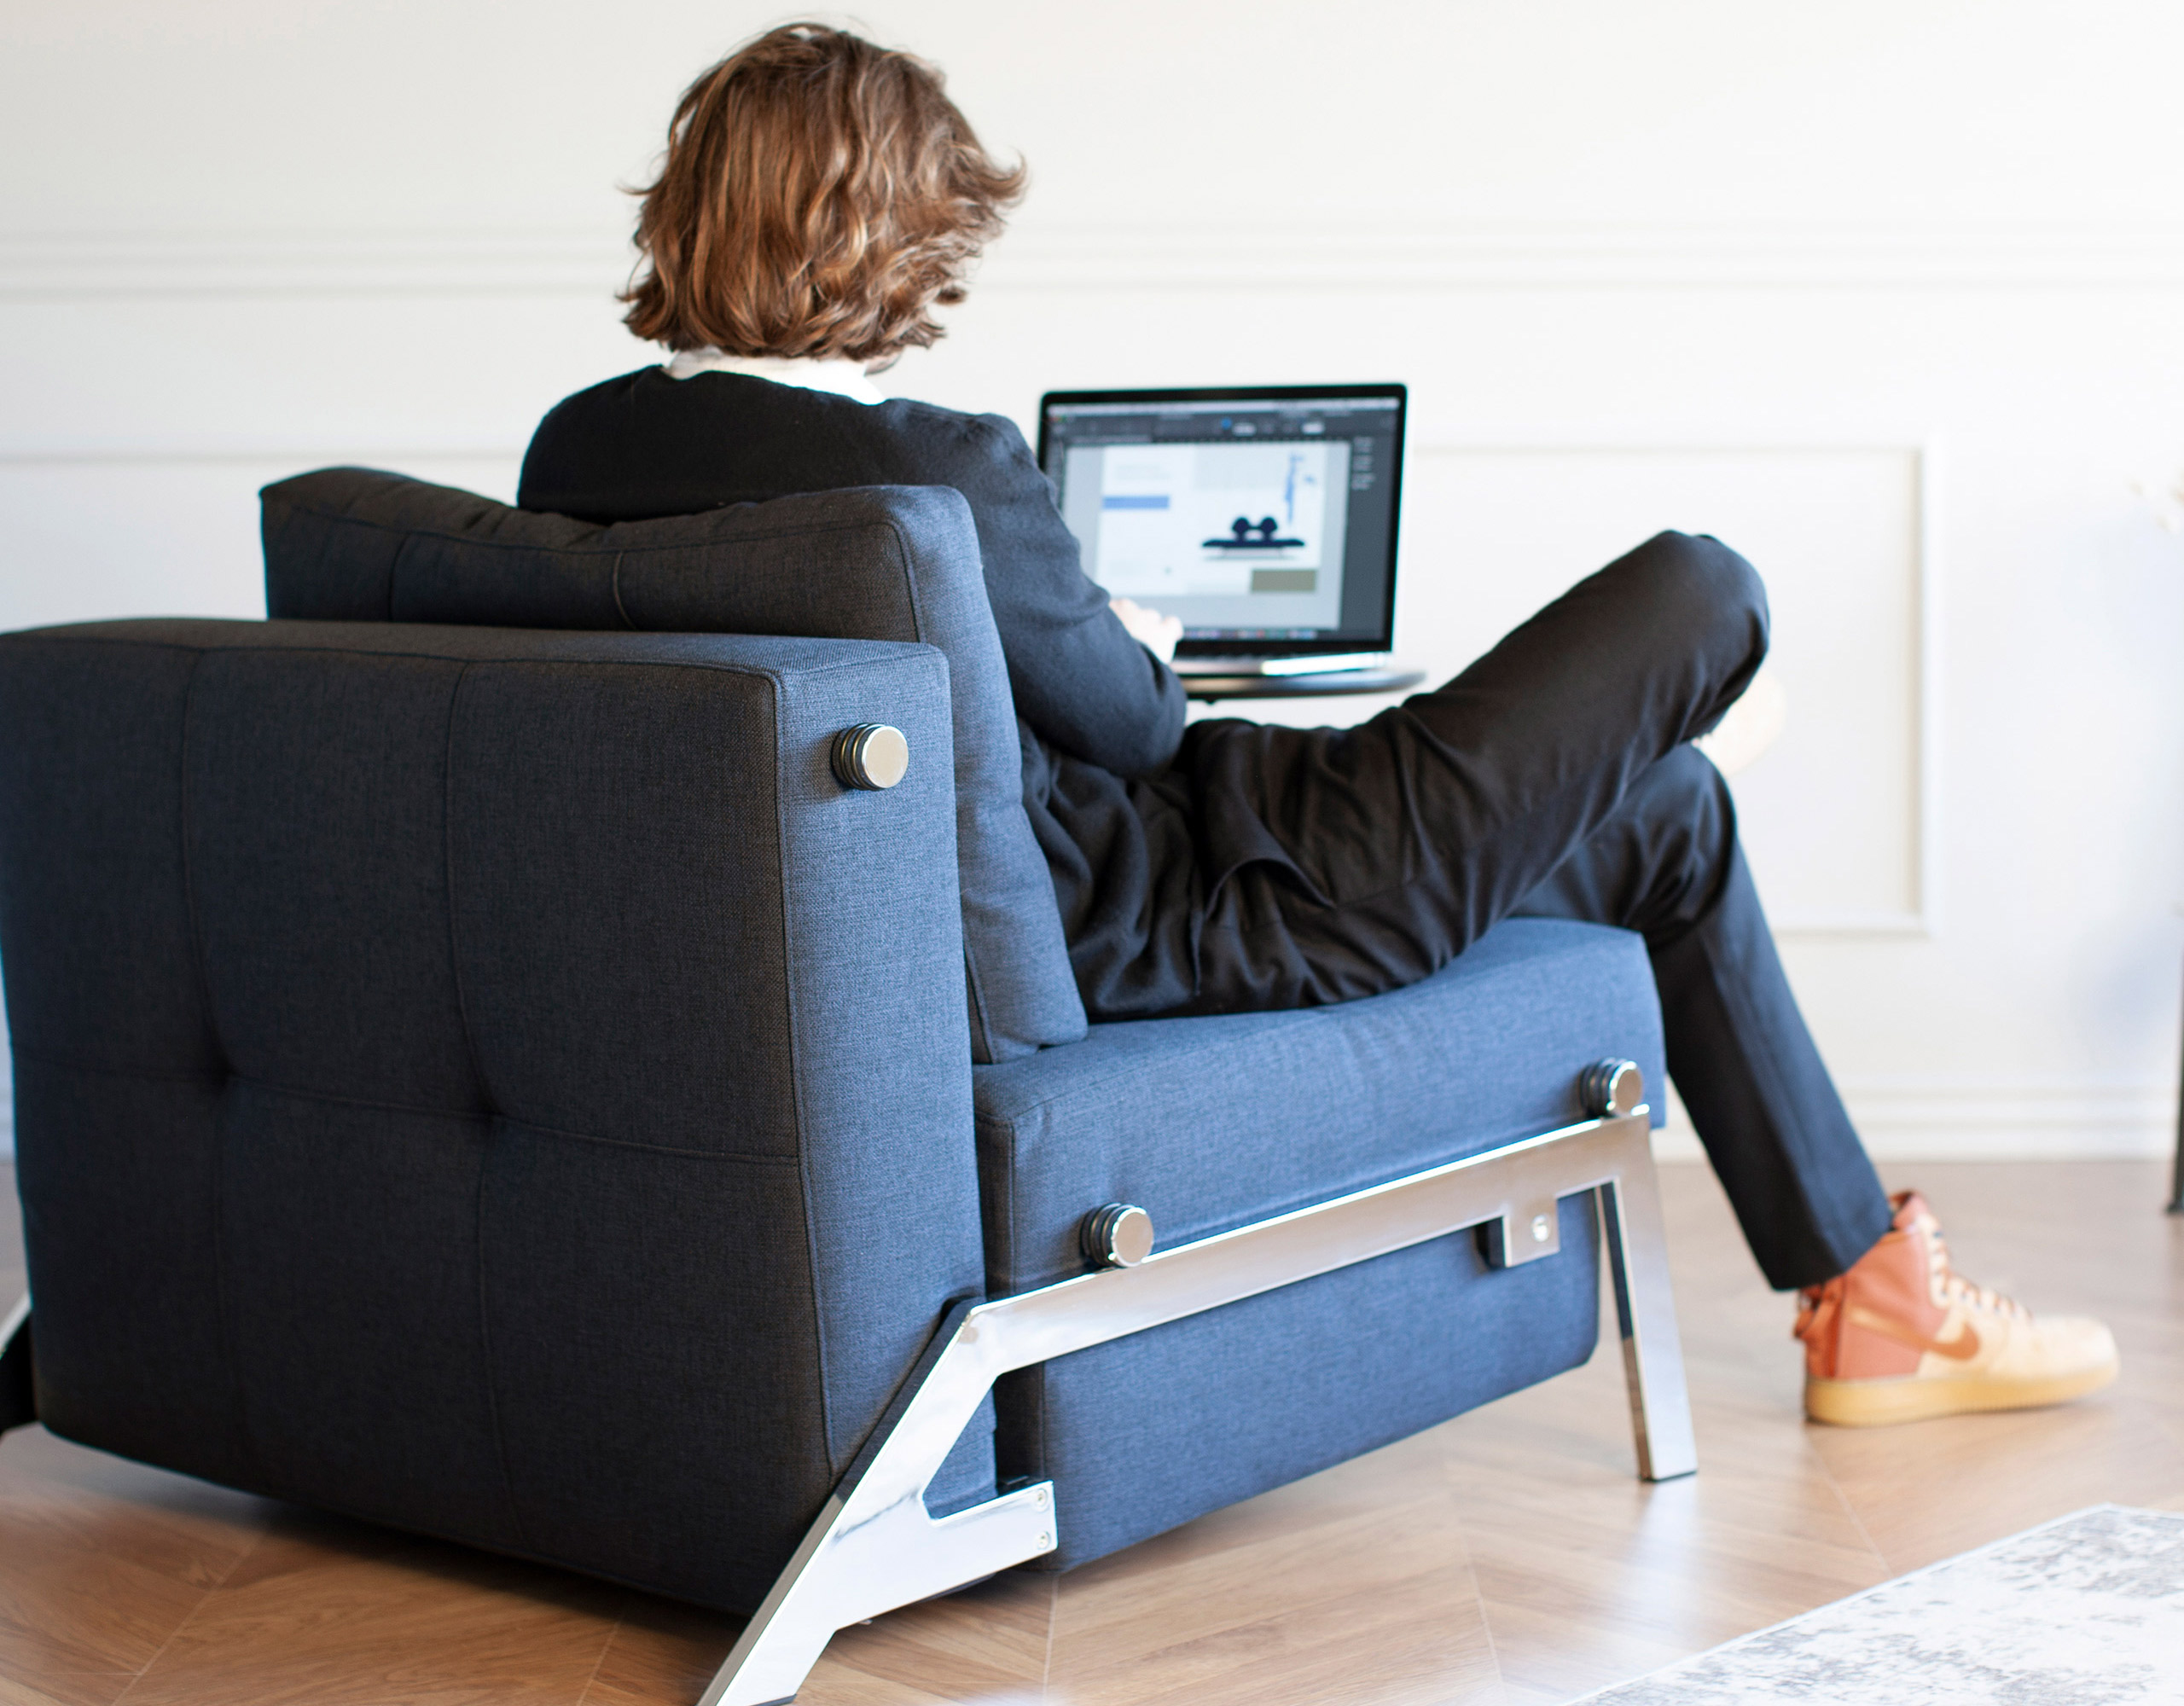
left=1625, top=531, right=1770, bottom=668
left=1632, top=739, right=1728, bottom=808
left=1629, top=744, right=1738, bottom=893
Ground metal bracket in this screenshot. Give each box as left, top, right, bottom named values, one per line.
left=698, top=1102, right=1695, bottom=1706
left=0, top=1294, right=32, bottom=1436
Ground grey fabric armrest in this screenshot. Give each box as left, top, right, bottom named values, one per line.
left=0, top=617, right=993, bottom=1612
left=259, top=469, right=1088, bottom=1064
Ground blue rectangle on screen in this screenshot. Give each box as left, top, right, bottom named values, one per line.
left=1101, top=495, right=1170, bottom=510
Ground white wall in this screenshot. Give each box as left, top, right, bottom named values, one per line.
left=3, top=0, right=2182, bottom=1160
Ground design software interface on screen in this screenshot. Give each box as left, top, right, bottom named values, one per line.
left=1038, top=389, right=1405, bottom=655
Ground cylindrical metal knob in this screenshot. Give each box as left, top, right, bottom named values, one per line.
left=1580, top=1058, right=1645, bottom=1118
left=1079, top=1203, right=1155, bottom=1269
left=831, top=723, right=909, bottom=791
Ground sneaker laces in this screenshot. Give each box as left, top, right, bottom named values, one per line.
left=1914, top=1209, right=2026, bottom=1319
left=1792, top=1204, right=2028, bottom=1344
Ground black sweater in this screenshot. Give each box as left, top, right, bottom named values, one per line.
left=517, top=368, right=1187, bottom=778
left=519, top=366, right=1205, bottom=1018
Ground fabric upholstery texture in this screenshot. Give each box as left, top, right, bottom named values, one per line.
left=0, top=618, right=994, bottom=1613
left=973, top=918, right=1666, bottom=1567
left=258, top=467, right=1084, bottom=1065
left=3, top=479, right=1673, bottom=1610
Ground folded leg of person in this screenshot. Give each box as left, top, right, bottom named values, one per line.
left=1182, top=529, right=1775, bottom=1011
left=1516, top=744, right=1893, bottom=1286
left=1517, top=757, right=2121, bottom=1422
left=1127, top=529, right=2116, bottom=1424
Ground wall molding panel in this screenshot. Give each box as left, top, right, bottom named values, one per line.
left=0, top=438, right=1944, bottom=941
left=0, top=448, right=526, bottom=467
left=1399, top=442, right=1939, bottom=938
left=1774, top=438, right=1942, bottom=939
left=0, top=230, right=634, bottom=299
left=984, top=223, right=2184, bottom=293
left=2, top=212, right=2178, bottom=1171
left=9, top=221, right=2184, bottom=300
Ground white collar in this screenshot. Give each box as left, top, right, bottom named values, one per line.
left=661, top=348, right=885, bottom=404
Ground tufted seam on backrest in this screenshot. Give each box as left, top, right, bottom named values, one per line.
left=11, top=1047, right=825, bottom=1166
left=174, top=650, right=262, bottom=1492
left=442, top=663, right=495, bottom=1119
left=174, top=652, right=230, bottom=1082
left=439, top=657, right=532, bottom=1560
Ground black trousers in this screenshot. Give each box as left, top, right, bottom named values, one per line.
left=1179, top=531, right=1894, bottom=1290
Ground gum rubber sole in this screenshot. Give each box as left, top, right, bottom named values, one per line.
left=1804, top=1358, right=2120, bottom=1427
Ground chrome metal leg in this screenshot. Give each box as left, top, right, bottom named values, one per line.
left=694, top=1297, right=1054, bottom=1706
left=0, top=1295, right=32, bottom=1436
left=700, top=1100, right=1695, bottom=1706
left=1598, top=1160, right=1698, bottom=1481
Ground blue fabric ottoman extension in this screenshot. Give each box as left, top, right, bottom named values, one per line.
left=0, top=472, right=1694, bottom=1706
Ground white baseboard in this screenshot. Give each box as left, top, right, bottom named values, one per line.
left=1653, top=1074, right=2178, bottom=1164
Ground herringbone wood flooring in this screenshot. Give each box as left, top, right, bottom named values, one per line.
left=4, top=1158, right=2181, bottom=1705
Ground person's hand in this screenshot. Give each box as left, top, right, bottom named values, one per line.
left=1108, top=595, right=1183, bottom=664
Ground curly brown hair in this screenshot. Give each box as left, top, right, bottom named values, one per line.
left=620, top=24, right=1025, bottom=363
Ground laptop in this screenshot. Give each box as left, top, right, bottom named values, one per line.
left=1037, top=384, right=1407, bottom=678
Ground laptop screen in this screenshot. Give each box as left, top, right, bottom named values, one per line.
left=1037, top=385, right=1406, bottom=659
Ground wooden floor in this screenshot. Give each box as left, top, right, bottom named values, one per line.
left=3, top=1157, right=2181, bottom=1706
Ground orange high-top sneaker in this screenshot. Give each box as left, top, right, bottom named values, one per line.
left=1794, top=1192, right=2117, bottom=1427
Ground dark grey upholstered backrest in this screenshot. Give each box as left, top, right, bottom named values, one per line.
left=0, top=618, right=993, bottom=1611
left=259, top=468, right=1086, bottom=1065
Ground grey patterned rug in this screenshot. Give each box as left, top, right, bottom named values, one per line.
left=1577, top=1505, right=2184, bottom=1704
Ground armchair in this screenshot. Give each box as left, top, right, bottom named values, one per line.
left=0, top=473, right=1693, bottom=1706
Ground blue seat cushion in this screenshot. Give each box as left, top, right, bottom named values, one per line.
left=970, top=917, right=1667, bottom=1568
left=973, top=919, right=1667, bottom=1294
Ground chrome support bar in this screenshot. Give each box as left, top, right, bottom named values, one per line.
left=700, top=1104, right=1693, bottom=1706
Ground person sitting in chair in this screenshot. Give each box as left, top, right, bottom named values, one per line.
left=517, top=21, right=2117, bottom=1429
